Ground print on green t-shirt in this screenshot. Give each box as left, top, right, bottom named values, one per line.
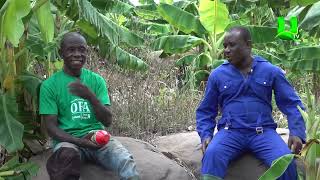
left=39, top=68, right=111, bottom=139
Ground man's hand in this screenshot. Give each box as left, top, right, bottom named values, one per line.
left=201, top=137, right=212, bottom=155
left=68, top=79, right=94, bottom=100
left=288, top=135, right=303, bottom=154
left=77, top=138, right=103, bottom=150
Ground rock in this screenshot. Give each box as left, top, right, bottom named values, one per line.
left=153, top=128, right=290, bottom=180
left=31, top=137, right=193, bottom=180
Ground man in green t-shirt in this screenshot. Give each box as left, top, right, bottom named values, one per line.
left=39, top=32, right=139, bottom=180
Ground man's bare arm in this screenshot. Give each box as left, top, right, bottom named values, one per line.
left=87, top=95, right=113, bottom=127
left=44, top=115, right=101, bottom=149
left=68, top=80, right=113, bottom=127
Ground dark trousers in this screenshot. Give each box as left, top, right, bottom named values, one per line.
left=46, top=147, right=81, bottom=180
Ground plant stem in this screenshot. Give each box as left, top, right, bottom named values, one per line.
left=0, top=170, right=15, bottom=176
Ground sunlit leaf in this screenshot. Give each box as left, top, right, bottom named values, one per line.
left=199, top=0, right=230, bottom=34
left=35, top=1, right=54, bottom=43
left=175, top=54, right=197, bottom=66
left=300, top=1, right=320, bottom=30
left=152, top=35, right=205, bottom=54
left=259, top=154, right=295, bottom=180
left=3, top=0, right=31, bottom=46
left=78, top=0, right=144, bottom=47
left=157, top=3, right=207, bottom=35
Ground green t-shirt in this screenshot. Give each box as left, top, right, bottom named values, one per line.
left=39, top=68, right=111, bottom=138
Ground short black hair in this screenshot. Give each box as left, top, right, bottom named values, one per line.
left=60, top=32, right=86, bottom=49
left=227, top=26, right=251, bottom=42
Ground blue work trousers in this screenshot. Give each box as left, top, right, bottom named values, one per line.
left=202, top=128, right=297, bottom=180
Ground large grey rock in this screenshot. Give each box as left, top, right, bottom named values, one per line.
left=31, top=137, right=193, bottom=180
left=153, top=128, right=290, bottom=180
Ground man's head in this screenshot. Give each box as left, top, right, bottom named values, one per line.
left=223, top=27, right=252, bottom=67
left=59, top=32, right=87, bottom=74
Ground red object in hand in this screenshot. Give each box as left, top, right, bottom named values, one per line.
left=91, top=130, right=111, bottom=145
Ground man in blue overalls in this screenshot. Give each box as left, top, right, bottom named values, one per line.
left=196, top=26, right=305, bottom=180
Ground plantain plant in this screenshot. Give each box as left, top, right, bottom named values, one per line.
left=259, top=84, right=320, bottom=180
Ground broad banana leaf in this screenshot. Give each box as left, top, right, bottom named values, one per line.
left=252, top=48, right=283, bottom=65
left=291, top=0, right=320, bottom=6
left=139, top=0, right=156, bottom=4
left=157, top=3, right=207, bottom=35
left=18, top=72, right=43, bottom=98
left=212, top=59, right=225, bottom=69
left=98, top=40, right=148, bottom=71
left=78, top=0, right=144, bottom=47
left=0, top=92, right=24, bottom=153
left=110, top=45, right=148, bottom=71
left=245, top=26, right=277, bottom=44
left=66, top=0, right=79, bottom=21
left=90, top=0, right=134, bottom=16
left=35, top=0, right=54, bottom=43
left=258, top=154, right=295, bottom=180
left=176, top=54, right=197, bottom=66
left=159, top=0, right=173, bottom=4
left=199, top=0, right=230, bottom=34
left=134, top=4, right=160, bottom=20
left=125, top=20, right=171, bottom=35
left=0, top=156, right=39, bottom=179
left=300, top=1, right=320, bottom=31
left=2, top=0, right=31, bottom=46
left=152, top=35, right=205, bottom=54
left=76, top=20, right=99, bottom=39
left=195, top=53, right=212, bottom=70
left=289, top=46, right=320, bottom=72
left=194, top=70, right=210, bottom=86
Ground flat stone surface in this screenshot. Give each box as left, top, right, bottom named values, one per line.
left=153, top=128, right=290, bottom=180
left=31, top=137, right=192, bottom=180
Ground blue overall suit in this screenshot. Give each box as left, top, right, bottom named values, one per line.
left=196, top=56, right=306, bottom=179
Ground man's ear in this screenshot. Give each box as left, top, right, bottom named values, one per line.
left=246, top=40, right=252, bottom=48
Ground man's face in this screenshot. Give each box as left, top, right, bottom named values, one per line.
left=223, top=31, right=251, bottom=66
left=61, top=36, right=87, bottom=71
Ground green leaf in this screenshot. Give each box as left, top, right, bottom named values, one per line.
left=90, top=0, right=134, bottom=16
left=11, top=161, right=39, bottom=177
left=0, top=156, right=19, bottom=171
left=175, top=54, right=197, bottom=66
left=134, top=4, right=160, bottom=20
left=160, top=0, right=173, bottom=4
left=0, top=93, right=24, bottom=153
left=199, top=0, right=230, bottom=34
left=212, top=59, right=225, bottom=69
left=194, top=70, right=210, bottom=86
left=291, top=0, right=319, bottom=6
left=126, top=20, right=171, bottom=35
left=152, top=35, right=205, bottom=54
left=3, top=0, right=31, bottom=46
left=157, top=3, right=207, bottom=35
left=98, top=41, right=148, bottom=71
left=17, top=72, right=43, bottom=98
left=111, top=45, right=148, bottom=71
left=76, top=20, right=99, bottom=39
left=288, top=46, right=320, bottom=72
left=259, top=154, right=295, bottom=180
left=245, top=26, right=277, bottom=44
left=78, top=0, right=144, bottom=47
left=195, top=53, right=212, bottom=69
left=300, top=1, right=320, bottom=30
left=35, top=1, right=54, bottom=43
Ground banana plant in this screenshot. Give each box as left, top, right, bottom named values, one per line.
left=259, top=85, right=320, bottom=180
left=0, top=155, right=39, bottom=179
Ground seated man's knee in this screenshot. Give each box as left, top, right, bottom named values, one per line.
left=204, top=145, right=226, bottom=163
left=46, top=147, right=81, bottom=180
